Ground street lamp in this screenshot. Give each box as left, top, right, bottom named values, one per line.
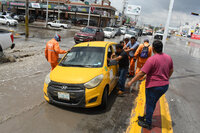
left=45, top=0, right=49, bottom=28
left=162, top=0, right=174, bottom=51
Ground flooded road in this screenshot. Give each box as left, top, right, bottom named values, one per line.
left=1, top=24, right=200, bottom=132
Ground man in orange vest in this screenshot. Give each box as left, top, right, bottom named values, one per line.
left=134, top=39, right=152, bottom=80
left=45, top=34, right=69, bottom=71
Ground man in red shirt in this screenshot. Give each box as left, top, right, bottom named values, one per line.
left=127, top=40, right=174, bottom=129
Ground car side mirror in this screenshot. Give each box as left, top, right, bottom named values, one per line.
left=108, top=60, right=118, bottom=66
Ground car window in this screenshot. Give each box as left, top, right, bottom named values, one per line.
left=60, top=47, right=105, bottom=68
left=81, top=27, right=96, bottom=34
left=107, top=46, right=113, bottom=59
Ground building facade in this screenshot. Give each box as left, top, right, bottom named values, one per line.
left=0, top=0, right=117, bottom=27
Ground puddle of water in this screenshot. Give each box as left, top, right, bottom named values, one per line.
left=186, top=42, right=200, bottom=59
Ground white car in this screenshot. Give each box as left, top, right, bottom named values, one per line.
left=120, top=27, right=126, bottom=34
left=0, top=15, right=18, bottom=26
left=124, top=30, right=138, bottom=39
left=47, top=20, right=71, bottom=29
left=0, top=29, right=15, bottom=53
left=103, top=27, right=115, bottom=38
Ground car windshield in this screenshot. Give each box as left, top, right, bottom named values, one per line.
left=60, top=47, right=105, bottom=68
left=7, top=16, right=13, bottom=19
left=127, top=30, right=136, bottom=35
left=104, top=28, right=113, bottom=31
left=81, top=27, right=96, bottom=34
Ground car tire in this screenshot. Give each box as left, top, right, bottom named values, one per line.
left=6, top=22, right=10, bottom=26
left=0, top=45, right=3, bottom=57
left=101, top=86, right=108, bottom=109
left=61, top=25, right=64, bottom=29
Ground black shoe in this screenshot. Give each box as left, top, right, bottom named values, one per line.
left=138, top=120, right=152, bottom=130
left=138, top=115, right=146, bottom=121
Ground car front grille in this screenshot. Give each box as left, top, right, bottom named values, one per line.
left=76, top=35, right=88, bottom=39
left=47, top=81, right=85, bottom=105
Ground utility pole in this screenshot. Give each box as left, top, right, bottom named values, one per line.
left=87, top=6, right=91, bottom=26
left=120, top=0, right=126, bottom=26
left=25, top=0, right=29, bottom=38
left=58, top=0, right=60, bottom=20
left=162, top=0, right=174, bottom=50
left=45, top=0, right=49, bottom=28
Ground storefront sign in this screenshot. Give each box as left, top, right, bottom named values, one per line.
left=54, top=5, right=67, bottom=10
left=10, top=2, right=25, bottom=6
left=31, top=3, right=40, bottom=8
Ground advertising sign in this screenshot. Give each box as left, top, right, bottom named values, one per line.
left=126, top=5, right=141, bottom=16
left=31, top=3, right=40, bottom=8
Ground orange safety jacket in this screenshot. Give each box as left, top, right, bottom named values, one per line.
left=45, top=38, right=66, bottom=63
left=134, top=42, right=152, bottom=67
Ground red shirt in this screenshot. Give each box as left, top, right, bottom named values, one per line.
left=141, top=53, right=173, bottom=88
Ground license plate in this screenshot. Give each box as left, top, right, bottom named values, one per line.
left=79, top=39, right=83, bottom=41
left=58, top=92, right=70, bottom=100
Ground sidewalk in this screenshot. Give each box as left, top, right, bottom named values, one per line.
left=126, top=81, right=173, bottom=133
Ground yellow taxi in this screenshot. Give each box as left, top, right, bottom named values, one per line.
left=43, top=41, right=118, bottom=108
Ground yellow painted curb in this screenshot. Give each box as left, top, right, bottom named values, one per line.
left=126, top=81, right=146, bottom=133
left=160, top=94, right=173, bottom=133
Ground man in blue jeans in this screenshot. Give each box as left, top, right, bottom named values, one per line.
left=127, top=40, right=174, bottom=129
left=111, top=44, right=129, bottom=95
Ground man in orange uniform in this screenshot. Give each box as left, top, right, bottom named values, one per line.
left=124, top=37, right=139, bottom=77
left=134, top=39, right=152, bottom=80
left=45, top=34, right=68, bottom=71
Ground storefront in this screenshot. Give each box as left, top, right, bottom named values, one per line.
left=1, top=1, right=116, bottom=27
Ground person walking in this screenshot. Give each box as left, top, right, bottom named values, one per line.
left=134, top=39, right=152, bottom=80
left=124, top=37, right=139, bottom=77
left=127, top=40, right=174, bottom=129
left=45, top=34, right=69, bottom=71
left=111, top=44, right=129, bottom=95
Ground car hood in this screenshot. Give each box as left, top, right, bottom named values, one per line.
left=76, top=32, right=95, bottom=36
left=50, top=66, right=103, bottom=84
left=104, top=31, right=112, bottom=34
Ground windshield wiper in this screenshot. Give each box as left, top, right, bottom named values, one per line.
left=59, top=64, right=93, bottom=68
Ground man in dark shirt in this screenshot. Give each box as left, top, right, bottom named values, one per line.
left=111, top=44, right=129, bottom=95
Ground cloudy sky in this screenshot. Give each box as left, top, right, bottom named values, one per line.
left=110, top=0, right=200, bottom=27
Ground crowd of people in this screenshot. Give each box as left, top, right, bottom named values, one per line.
left=111, top=37, right=173, bottom=130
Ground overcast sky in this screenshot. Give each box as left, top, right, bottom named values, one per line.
left=110, top=0, right=200, bottom=27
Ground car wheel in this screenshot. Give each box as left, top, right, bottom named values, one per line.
left=0, top=45, right=3, bottom=57
left=101, top=86, right=108, bottom=109
left=61, top=25, right=65, bottom=29
left=6, top=22, right=10, bottom=26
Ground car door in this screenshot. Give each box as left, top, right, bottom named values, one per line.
left=0, top=16, right=4, bottom=24
left=106, top=45, right=118, bottom=93
left=100, top=28, right=104, bottom=40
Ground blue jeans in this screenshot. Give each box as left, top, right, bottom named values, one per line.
left=118, top=67, right=128, bottom=91
left=145, top=85, right=169, bottom=124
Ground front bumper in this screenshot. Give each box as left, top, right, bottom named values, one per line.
left=74, top=37, right=94, bottom=44
left=43, top=80, right=104, bottom=108
left=45, top=81, right=86, bottom=107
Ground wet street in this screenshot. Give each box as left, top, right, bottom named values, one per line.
left=0, top=25, right=200, bottom=133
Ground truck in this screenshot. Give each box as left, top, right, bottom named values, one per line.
left=0, top=29, right=15, bottom=54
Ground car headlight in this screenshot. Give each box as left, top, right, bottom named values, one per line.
left=84, top=74, right=104, bottom=89
left=88, top=36, right=94, bottom=38
left=44, top=73, right=51, bottom=84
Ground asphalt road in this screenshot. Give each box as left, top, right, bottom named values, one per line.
left=0, top=25, right=200, bottom=133
left=0, top=26, right=136, bottom=133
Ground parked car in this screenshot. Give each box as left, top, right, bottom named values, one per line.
left=103, top=27, right=115, bottom=38
left=47, top=20, right=71, bottom=29
left=0, top=15, right=18, bottom=26
left=124, top=30, right=138, bottom=39
left=115, top=28, right=122, bottom=36
left=43, top=41, right=118, bottom=108
left=0, top=29, right=15, bottom=53
left=154, top=32, right=164, bottom=40
left=13, top=14, right=35, bottom=23
left=74, top=26, right=104, bottom=44
left=77, top=18, right=97, bottom=26
left=120, top=27, right=126, bottom=35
